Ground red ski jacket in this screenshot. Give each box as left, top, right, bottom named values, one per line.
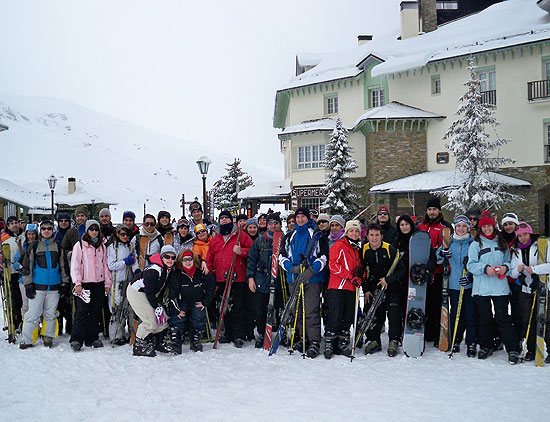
left=328, top=237, right=361, bottom=291
left=206, top=225, right=252, bottom=283
left=418, top=214, right=452, bottom=274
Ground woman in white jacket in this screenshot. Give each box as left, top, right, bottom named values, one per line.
left=107, top=225, right=138, bottom=345
left=510, top=222, right=550, bottom=362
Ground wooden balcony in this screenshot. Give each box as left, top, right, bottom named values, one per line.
left=527, top=80, right=550, bottom=102
left=480, top=90, right=496, bottom=106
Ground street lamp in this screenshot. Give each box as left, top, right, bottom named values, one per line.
left=91, top=199, right=96, bottom=219
left=196, top=156, right=212, bottom=215
left=47, top=174, right=58, bottom=221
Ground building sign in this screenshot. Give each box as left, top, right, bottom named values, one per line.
left=292, top=186, right=328, bottom=198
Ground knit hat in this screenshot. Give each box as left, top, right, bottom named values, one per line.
left=236, top=214, right=248, bottom=224
left=74, top=204, right=89, bottom=217
left=85, top=219, right=100, bottom=231
left=317, top=213, right=330, bottom=223
left=219, top=210, right=233, bottom=222
left=329, top=215, right=345, bottom=229
left=478, top=214, right=496, bottom=228
left=258, top=213, right=268, bottom=221
left=377, top=205, right=390, bottom=215
left=189, top=201, right=202, bottom=213
left=245, top=218, right=258, bottom=228
left=194, top=223, right=207, bottom=234
left=158, top=210, right=171, bottom=221
left=266, top=213, right=281, bottom=224
left=123, top=210, right=136, bottom=221
left=99, top=208, right=111, bottom=217
left=515, top=222, right=533, bottom=236
left=295, top=207, right=310, bottom=219
left=160, top=245, right=176, bottom=258
left=344, top=220, right=361, bottom=234
left=176, top=218, right=190, bottom=228
left=466, top=209, right=480, bottom=219
left=501, top=212, right=520, bottom=226
left=57, top=212, right=70, bottom=222
left=426, top=197, right=441, bottom=210
left=453, top=214, right=470, bottom=227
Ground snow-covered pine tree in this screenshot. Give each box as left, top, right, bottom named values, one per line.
left=437, top=57, right=523, bottom=212
left=211, top=158, right=254, bottom=211
left=321, top=118, right=358, bottom=215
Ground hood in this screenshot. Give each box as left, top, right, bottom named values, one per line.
left=149, top=253, right=164, bottom=267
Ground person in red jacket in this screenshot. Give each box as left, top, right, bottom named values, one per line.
left=417, top=197, right=452, bottom=346
left=205, top=210, right=253, bottom=348
left=323, top=220, right=362, bottom=359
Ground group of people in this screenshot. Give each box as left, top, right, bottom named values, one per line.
left=2, top=197, right=549, bottom=365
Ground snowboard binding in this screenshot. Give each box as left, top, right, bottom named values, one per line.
left=407, top=308, right=426, bottom=330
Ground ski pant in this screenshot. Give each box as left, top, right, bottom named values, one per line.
left=19, top=283, right=29, bottom=319
left=295, top=283, right=322, bottom=343
left=168, top=302, right=207, bottom=333
left=508, top=281, right=523, bottom=340
left=449, top=288, right=477, bottom=346
left=250, top=291, right=269, bottom=338
left=7, top=273, right=23, bottom=327
left=21, top=288, right=59, bottom=344
left=126, top=285, right=168, bottom=340
left=216, top=281, right=247, bottom=341
left=474, top=295, right=519, bottom=352
left=518, top=291, right=550, bottom=354
left=365, top=283, right=402, bottom=343
left=325, top=289, right=356, bottom=336
left=70, top=282, right=105, bottom=346
left=244, top=287, right=256, bottom=339
left=425, top=273, right=443, bottom=343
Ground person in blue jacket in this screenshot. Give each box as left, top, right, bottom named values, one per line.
left=13, top=224, right=39, bottom=325
left=467, top=213, right=520, bottom=364
left=437, top=215, right=477, bottom=357
left=279, top=207, right=327, bottom=358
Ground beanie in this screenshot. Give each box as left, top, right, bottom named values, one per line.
left=515, top=222, right=533, bottom=236
left=501, top=212, right=520, bottom=226
left=57, top=212, right=70, bottom=222
left=245, top=218, right=258, bottom=228
left=317, top=213, right=330, bottom=223
left=329, top=215, right=345, bottom=229
left=176, top=218, right=190, bottom=228
left=160, top=245, right=176, bottom=258
left=85, top=219, right=100, bottom=231
left=181, top=250, right=194, bottom=258
left=189, top=201, right=202, bottom=213
left=74, top=204, right=89, bottom=217
left=377, top=205, right=390, bottom=215
left=99, top=208, right=111, bottom=217
left=345, top=220, right=361, bottom=234
left=266, top=213, right=282, bottom=224
left=236, top=214, right=248, bottom=223
left=426, top=197, right=441, bottom=210
left=295, top=207, right=310, bottom=219
left=123, top=210, right=136, bottom=221
left=478, top=215, right=496, bottom=228
left=158, top=210, right=171, bottom=221
left=194, top=223, right=207, bottom=234
left=219, top=210, right=233, bottom=222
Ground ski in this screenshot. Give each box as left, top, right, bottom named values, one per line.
left=535, top=236, right=548, bottom=367
left=439, top=227, right=452, bottom=352
left=269, top=230, right=323, bottom=356
left=263, top=230, right=283, bottom=350
left=1, top=244, right=16, bottom=343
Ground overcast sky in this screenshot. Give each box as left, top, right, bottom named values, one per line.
left=0, top=0, right=401, bottom=173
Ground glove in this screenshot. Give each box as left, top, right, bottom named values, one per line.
left=351, top=276, right=362, bottom=287
left=440, top=249, right=452, bottom=259
left=426, top=269, right=434, bottom=285
left=290, top=266, right=302, bottom=275
left=458, top=276, right=469, bottom=287
left=529, top=277, right=539, bottom=294
left=124, top=254, right=135, bottom=266
left=296, top=267, right=315, bottom=283
left=154, top=306, right=167, bottom=325
left=25, top=284, right=36, bottom=299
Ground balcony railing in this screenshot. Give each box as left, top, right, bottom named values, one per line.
left=545, top=144, right=550, bottom=163
left=528, top=80, right=550, bottom=101
left=480, top=90, right=496, bottom=106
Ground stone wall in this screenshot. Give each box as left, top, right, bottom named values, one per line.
left=419, top=0, right=437, bottom=33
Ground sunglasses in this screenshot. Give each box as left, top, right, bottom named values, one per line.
left=517, top=223, right=530, bottom=230
left=196, top=229, right=207, bottom=234
left=182, top=257, right=193, bottom=262
left=317, top=220, right=328, bottom=224
left=41, top=227, right=53, bottom=231
left=163, top=255, right=176, bottom=261
left=378, top=212, right=389, bottom=216
left=118, top=232, right=129, bottom=237
left=59, top=219, right=70, bottom=223
left=143, top=222, right=156, bottom=227
left=469, top=217, right=478, bottom=221
left=267, top=220, right=280, bottom=225
left=88, top=227, right=99, bottom=232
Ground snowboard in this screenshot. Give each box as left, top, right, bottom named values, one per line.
left=439, top=227, right=452, bottom=352
left=263, top=230, right=283, bottom=350
left=403, top=231, right=431, bottom=358
left=535, top=236, right=548, bottom=367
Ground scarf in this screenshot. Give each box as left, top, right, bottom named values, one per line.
left=182, top=265, right=196, bottom=277
left=265, top=230, right=274, bottom=240
left=330, top=229, right=345, bottom=242
left=219, top=222, right=234, bottom=236
left=453, top=233, right=470, bottom=241
left=481, top=232, right=496, bottom=240
left=517, top=238, right=533, bottom=250
left=346, top=236, right=361, bottom=250
left=140, top=225, right=160, bottom=240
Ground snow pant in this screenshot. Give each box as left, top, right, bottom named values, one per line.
left=7, top=273, right=23, bottom=327
left=244, top=287, right=256, bottom=339
left=449, top=288, right=477, bottom=346
left=250, top=291, right=270, bottom=338
left=99, top=292, right=111, bottom=338
left=126, top=285, right=168, bottom=340
left=19, top=283, right=29, bottom=319
left=325, top=289, right=356, bottom=336
left=508, top=281, right=523, bottom=340
left=425, top=273, right=443, bottom=343
left=168, top=303, right=207, bottom=334
left=295, top=283, right=322, bottom=343
left=274, top=272, right=286, bottom=329
left=518, top=291, right=550, bottom=354
left=365, top=283, right=402, bottom=343
left=474, top=295, right=519, bottom=352
left=70, top=282, right=105, bottom=346
left=216, top=281, right=247, bottom=341
left=56, top=284, right=73, bottom=335
left=108, top=279, right=130, bottom=341
left=21, top=288, right=60, bottom=344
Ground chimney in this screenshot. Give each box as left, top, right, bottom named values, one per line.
left=357, top=35, right=373, bottom=46
left=68, top=177, right=76, bottom=194
left=400, top=1, right=420, bottom=40
left=419, top=0, right=437, bottom=33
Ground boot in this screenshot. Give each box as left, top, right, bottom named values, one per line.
left=337, top=334, right=351, bottom=358
left=387, top=340, right=399, bottom=357
left=190, top=331, right=203, bottom=352
left=43, top=336, right=53, bottom=348
left=478, top=347, right=493, bottom=360
left=524, top=351, right=535, bottom=361
left=170, top=327, right=182, bottom=355
left=467, top=344, right=477, bottom=358
left=324, top=332, right=336, bottom=360
left=306, top=340, right=320, bottom=358
left=70, top=341, right=82, bottom=352
left=255, top=336, right=264, bottom=349
left=153, top=330, right=173, bottom=353
left=19, top=342, right=33, bottom=350
left=493, top=337, right=504, bottom=351
left=133, top=336, right=156, bottom=357
left=234, top=338, right=245, bottom=348
left=508, top=351, right=520, bottom=365
left=364, top=340, right=382, bottom=355
left=292, top=340, right=304, bottom=353
left=545, top=353, right=550, bottom=364
left=452, top=344, right=460, bottom=354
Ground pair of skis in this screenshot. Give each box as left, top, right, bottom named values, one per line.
left=535, top=236, right=548, bottom=367
left=1, top=244, right=17, bottom=343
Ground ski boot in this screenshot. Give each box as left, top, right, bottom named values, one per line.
left=323, top=331, right=336, bottom=360
left=545, top=352, right=550, bottom=364
left=452, top=344, right=460, bottom=354
left=254, top=336, right=264, bottom=349
left=153, top=330, right=173, bottom=353
left=233, top=338, right=244, bottom=348
left=133, top=336, right=156, bottom=357
left=477, top=347, right=493, bottom=360
left=306, top=340, right=320, bottom=358
left=508, top=351, right=520, bottom=365
left=43, top=336, right=53, bottom=348
left=524, top=351, right=535, bottom=361
left=387, top=340, right=399, bottom=357
left=292, top=340, right=304, bottom=353
left=466, top=344, right=477, bottom=358
left=190, top=331, right=203, bottom=352
left=70, top=341, right=82, bottom=352
left=89, top=340, right=104, bottom=348
left=170, top=327, right=182, bottom=355
left=493, top=337, right=504, bottom=351
left=364, top=340, right=382, bottom=355
left=337, top=333, right=351, bottom=357
left=19, top=342, right=33, bottom=350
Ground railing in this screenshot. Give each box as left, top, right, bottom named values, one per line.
left=545, top=144, right=550, bottom=163
left=527, top=80, right=550, bottom=101
left=480, top=90, right=496, bottom=106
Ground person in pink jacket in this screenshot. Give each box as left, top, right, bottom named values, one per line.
left=69, top=219, right=112, bottom=351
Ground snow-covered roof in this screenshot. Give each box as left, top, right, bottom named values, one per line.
left=369, top=170, right=531, bottom=194
left=352, top=102, right=444, bottom=128
left=0, top=178, right=50, bottom=209
left=238, top=179, right=291, bottom=200
left=279, top=118, right=337, bottom=138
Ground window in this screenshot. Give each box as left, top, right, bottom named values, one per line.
left=545, top=60, right=550, bottom=80
left=431, top=75, right=441, bottom=95
left=297, top=144, right=326, bottom=169
left=436, top=1, right=458, bottom=10
left=479, top=69, right=496, bottom=106
left=370, top=88, right=385, bottom=108
left=300, top=197, right=324, bottom=210
left=325, top=95, right=338, bottom=115
left=545, top=123, right=550, bottom=163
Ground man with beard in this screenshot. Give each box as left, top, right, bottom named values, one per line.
left=98, top=208, right=115, bottom=239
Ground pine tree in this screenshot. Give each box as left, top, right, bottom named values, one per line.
left=211, top=158, right=254, bottom=211
left=437, top=57, right=523, bottom=212
left=321, top=118, right=358, bottom=215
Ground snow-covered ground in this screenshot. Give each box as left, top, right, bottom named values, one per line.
left=0, top=331, right=547, bottom=422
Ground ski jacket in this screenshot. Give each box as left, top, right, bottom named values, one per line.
left=2, top=231, right=23, bottom=273
left=279, top=220, right=327, bottom=285
left=131, top=253, right=174, bottom=308
left=101, top=223, right=115, bottom=239
left=61, top=224, right=85, bottom=252
left=193, top=238, right=210, bottom=261
left=467, top=237, right=511, bottom=297
left=361, top=241, right=403, bottom=294
left=436, top=235, right=474, bottom=290
left=131, top=227, right=164, bottom=270
left=510, top=239, right=550, bottom=294
left=206, top=225, right=252, bottom=283
left=22, top=238, right=69, bottom=288
left=174, top=233, right=195, bottom=255
left=328, top=237, right=361, bottom=291
left=168, top=268, right=216, bottom=315
left=246, top=232, right=278, bottom=294
left=418, top=215, right=452, bottom=274
left=107, top=241, right=138, bottom=283
left=71, top=239, right=112, bottom=288
left=379, top=221, right=398, bottom=245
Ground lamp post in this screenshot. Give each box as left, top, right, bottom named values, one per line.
left=91, top=199, right=96, bottom=219
left=47, top=174, right=58, bottom=221
left=196, top=156, right=211, bottom=215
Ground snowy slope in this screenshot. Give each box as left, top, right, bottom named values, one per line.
left=0, top=95, right=280, bottom=220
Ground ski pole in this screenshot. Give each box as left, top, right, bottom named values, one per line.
left=350, top=287, right=360, bottom=361
left=289, top=286, right=301, bottom=353
left=301, top=283, right=306, bottom=359
left=352, top=204, right=373, bottom=221
left=520, top=290, right=537, bottom=360
left=449, top=285, right=464, bottom=359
